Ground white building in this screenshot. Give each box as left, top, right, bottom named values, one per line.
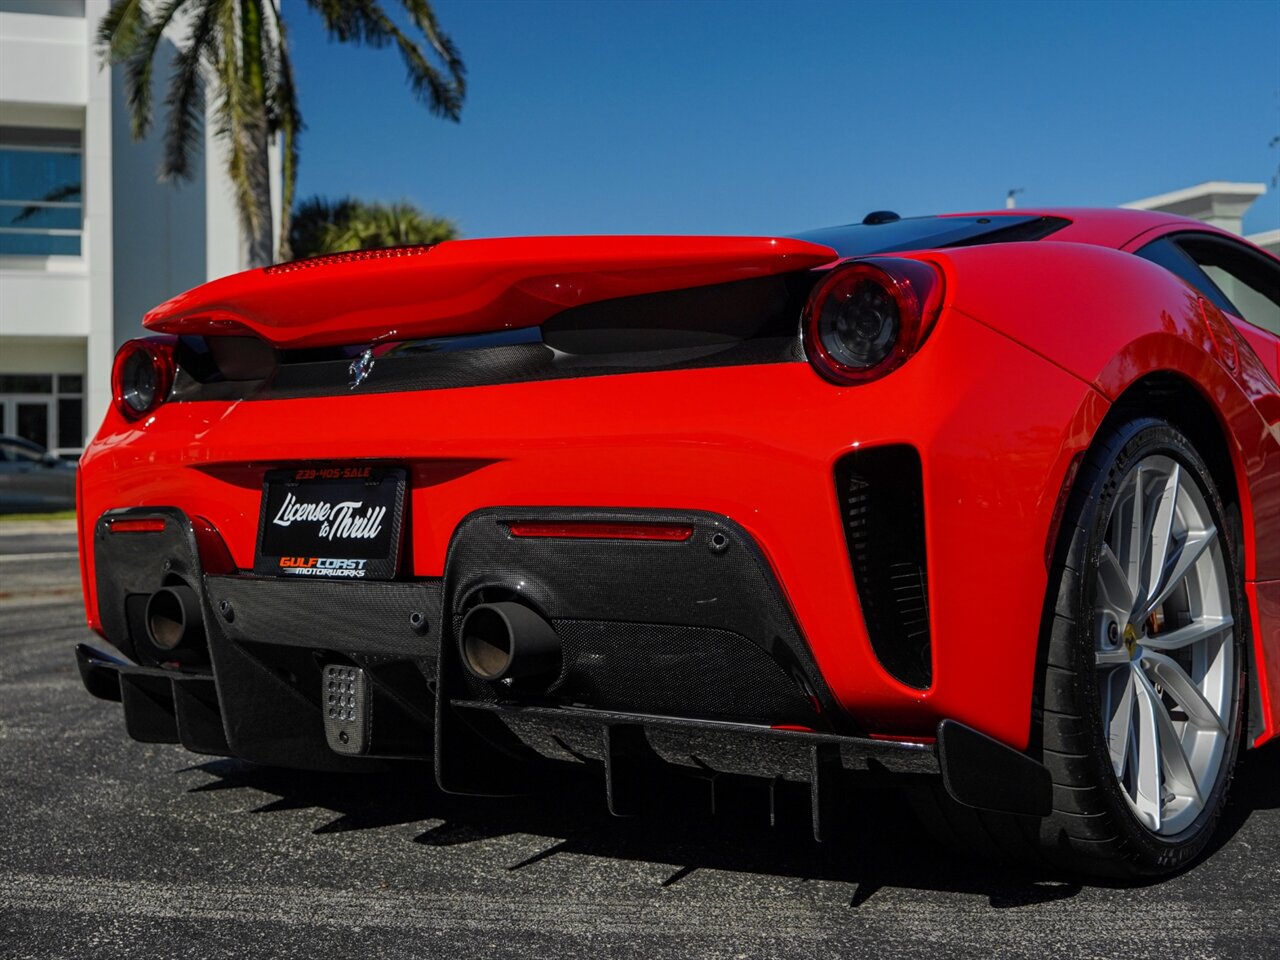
left=1124, top=181, right=1279, bottom=257
left=0, top=0, right=279, bottom=457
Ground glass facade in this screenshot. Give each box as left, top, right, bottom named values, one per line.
left=0, top=126, right=83, bottom=257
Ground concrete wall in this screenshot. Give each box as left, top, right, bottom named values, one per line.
left=0, top=6, right=85, bottom=107
left=2, top=335, right=85, bottom=373
left=0, top=270, right=88, bottom=336
left=83, top=0, right=112, bottom=438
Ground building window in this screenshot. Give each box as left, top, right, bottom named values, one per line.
left=0, top=126, right=83, bottom=258
left=0, top=372, right=85, bottom=458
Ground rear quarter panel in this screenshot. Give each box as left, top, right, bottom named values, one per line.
left=934, top=241, right=1280, bottom=743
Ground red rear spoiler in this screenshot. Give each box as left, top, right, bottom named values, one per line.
left=143, top=236, right=839, bottom=348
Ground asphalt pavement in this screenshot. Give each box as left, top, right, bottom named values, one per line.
left=1, top=521, right=1277, bottom=959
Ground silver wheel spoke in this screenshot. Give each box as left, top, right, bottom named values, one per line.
left=1142, top=615, right=1233, bottom=653
left=1125, top=466, right=1145, bottom=599
left=1098, top=543, right=1134, bottom=621
left=1144, top=464, right=1180, bottom=604
left=1139, top=525, right=1217, bottom=624
left=1132, top=667, right=1164, bottom=832
left=1106, top=667, right=1135, bottom=777
left=1142, top=650, right=1226, bottom=734
left=1096, top=648, right=1131, bottom=667
left=1135, top=667, right=1204, bottom=808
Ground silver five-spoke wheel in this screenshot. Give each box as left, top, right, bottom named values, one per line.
left=1095, top=454, right=1234, bottom=836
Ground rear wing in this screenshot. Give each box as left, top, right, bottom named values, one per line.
left=143, top=236, right=839, bottom=349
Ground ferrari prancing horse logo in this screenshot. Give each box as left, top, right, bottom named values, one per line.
left=348, top=348, right=374, bottom=389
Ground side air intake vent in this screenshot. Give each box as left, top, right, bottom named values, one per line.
left=835, top=445, right=931, bottom=689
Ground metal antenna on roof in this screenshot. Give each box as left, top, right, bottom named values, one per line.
left=1006, top=188, right=1025, bottom=210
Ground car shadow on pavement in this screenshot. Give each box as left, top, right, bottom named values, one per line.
left=182, top=739, right=1277, bottom=906
left=182, top=756, right=1063, bottom=908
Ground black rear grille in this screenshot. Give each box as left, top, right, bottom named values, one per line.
left=835, top=445, right=932, bottom=688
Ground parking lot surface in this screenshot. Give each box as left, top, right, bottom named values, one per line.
left=2, top=523, right=1277, bottom=959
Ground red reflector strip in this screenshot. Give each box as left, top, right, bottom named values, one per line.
left=108, top=518, right=167, bottom=534
left=507, top=522, right=695, bottom=542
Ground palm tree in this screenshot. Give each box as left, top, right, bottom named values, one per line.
left=98, top=0, right=465, bottom=265
left=289, top=195, right=457, bottom=258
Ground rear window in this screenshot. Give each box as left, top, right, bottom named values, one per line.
left=792, top=215, right=1069, bottom=258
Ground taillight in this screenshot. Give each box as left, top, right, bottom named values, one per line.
left=802, top=258, right=944, bottom=384
left=111, top=338, right=175, bottom=420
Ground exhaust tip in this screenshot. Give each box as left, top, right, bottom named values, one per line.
left=145, top=584, right=204, bottom=652
left=460, top=605, right=514, bottom=680
left=459, top=602, right=561, bottom=685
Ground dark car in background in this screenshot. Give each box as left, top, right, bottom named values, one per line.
left=0, top=435, right=76, bottom=514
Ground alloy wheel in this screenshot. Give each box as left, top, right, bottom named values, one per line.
left=1094, top=454, right=1235, bottom=836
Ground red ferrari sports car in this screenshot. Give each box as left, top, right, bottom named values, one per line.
left=73, top=208, right=1280, bottom=878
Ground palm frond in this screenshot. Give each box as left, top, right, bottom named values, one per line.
left=116, top=0, right=188, bottom=140
left=288, top=196, right=456, bottom=258
left=212, top=0, right=272, bottom=260
left=304, top=0, right=464, bottom=119
left=96, top=0, right=150, bottom=62
left=159, top=0, right=220, bottom=182
left=289, top=195, right=357, bottom=258
left=399, top=0, right=466, bottom=108
left=360, top=3, right=465, bottom=121
left=303, top=0, right=392, bottom=44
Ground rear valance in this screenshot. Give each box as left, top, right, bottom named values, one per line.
left=143, top=236, right=839, bottom=349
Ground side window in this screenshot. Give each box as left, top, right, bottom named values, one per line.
left=1133, top=237, right=1238, bottom=316
left=1174, top=235, right=1280, bottom=337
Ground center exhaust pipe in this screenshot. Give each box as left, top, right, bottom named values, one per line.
left=458, top=602, right=562, bottom=685
left=144, top=583, right=205, bottom=652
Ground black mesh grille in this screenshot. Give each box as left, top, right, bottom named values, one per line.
left=835, top=445, right=932, bottom=688
left=460, top=618, right=819, bottom=725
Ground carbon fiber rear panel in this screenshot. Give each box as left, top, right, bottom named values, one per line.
left=443, top=508, right=833, bottom=726
left=205, top=576, right=442, bottom=659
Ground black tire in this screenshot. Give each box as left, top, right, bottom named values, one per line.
left=915, top=417, right=1246, bottom=878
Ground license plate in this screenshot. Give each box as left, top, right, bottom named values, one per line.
left=254, top=465, right=406, bottom=580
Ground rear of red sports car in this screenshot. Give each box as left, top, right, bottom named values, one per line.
left=73, top=211, right=1280, bottom=877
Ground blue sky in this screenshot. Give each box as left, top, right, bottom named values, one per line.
left=285, top=0, right=1280, bottom=239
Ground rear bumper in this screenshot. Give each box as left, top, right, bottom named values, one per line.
left=76, top=504, right=1052, bottom=830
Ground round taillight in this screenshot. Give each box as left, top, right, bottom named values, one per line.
left=803, top=258, right=944, bottom=384
left=112, top=338, right=175, bottom=420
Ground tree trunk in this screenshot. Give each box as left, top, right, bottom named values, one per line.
left=241, top=0, right=274, bottom=267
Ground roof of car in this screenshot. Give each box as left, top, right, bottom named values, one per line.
left=946, top=207, right=1228, bottom=249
